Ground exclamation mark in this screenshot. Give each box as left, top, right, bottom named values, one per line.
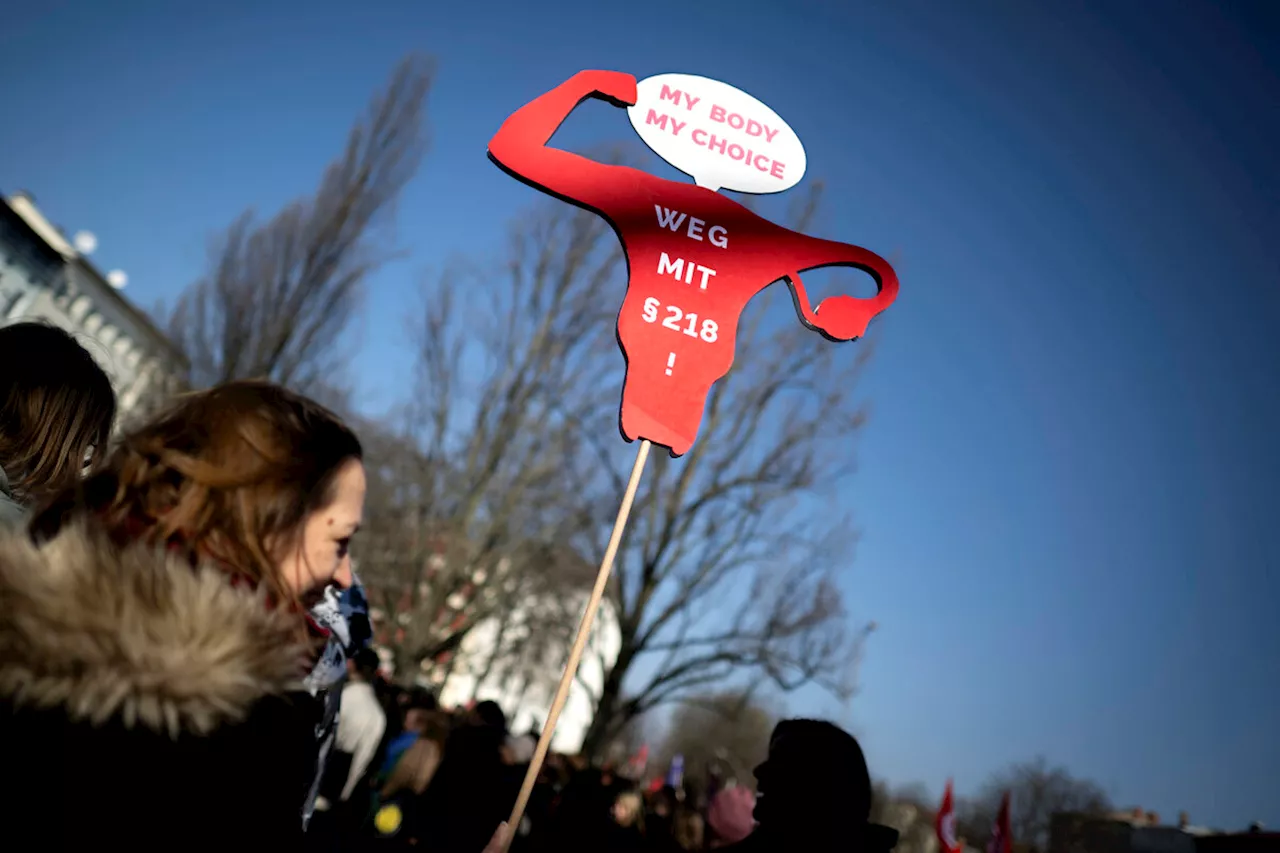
left=665, top=353, right=676, bottom=376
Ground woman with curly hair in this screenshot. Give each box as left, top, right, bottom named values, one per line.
left=1, top=380, right=365, bottom=848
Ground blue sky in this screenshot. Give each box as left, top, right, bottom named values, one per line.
left=2, top=0, right=1276, bottom=830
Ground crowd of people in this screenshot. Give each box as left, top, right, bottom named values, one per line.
left=0, top=320, right=902, bottom=852
left=307, top=677, right=764, bottom=852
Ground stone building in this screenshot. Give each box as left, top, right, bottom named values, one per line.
left=0, top=191, right=186, bottom=422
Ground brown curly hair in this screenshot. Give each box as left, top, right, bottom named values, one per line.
left=0, top=321, right=116, bottom=505
left=30, top=380, right=362, bottom=611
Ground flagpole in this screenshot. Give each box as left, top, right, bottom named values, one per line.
left=496, top=439, right=653, bottom=852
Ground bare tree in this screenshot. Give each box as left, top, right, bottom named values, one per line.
left=166, top=54, right=433, bottom=396
left=351, top=417, right=586, bottom=684
left=355, top=194, right=624, bottom=683
left=656, top=689, right=781, bottom=789
left=957, top=757, right=1112, bottom=853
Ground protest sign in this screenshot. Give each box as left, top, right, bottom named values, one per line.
left=487, top=69, right=899, bottom=849
left=627, top=72, right=807, bottom=194
left=490, top=70, right=897, bottom=457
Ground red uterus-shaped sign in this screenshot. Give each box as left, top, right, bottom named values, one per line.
left=489, top=70, right=899, bottom=457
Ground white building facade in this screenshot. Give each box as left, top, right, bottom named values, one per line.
left=434, top=592, right=622, bottom=756
left=0, top=192, right=186, bottom=422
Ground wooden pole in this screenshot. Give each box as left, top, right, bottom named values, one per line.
left=497, top=439, right=653, bottom=851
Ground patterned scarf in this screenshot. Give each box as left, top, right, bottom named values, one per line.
left=107, top=511, right=373, bottom=831
left=299, top=573, right=372, bottom=829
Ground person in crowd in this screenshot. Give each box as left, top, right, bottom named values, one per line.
left=399, top=685, right=437, bottom=715
left=0, top=321, right=115, bottom=526
left=506, top=729, right=537, bottom=767
left=374, top=683, right=428, bottom=750
left=705, top=766, right=726, bottom=807
left=538, top=763, right=620, bottom=853
left=609, top=790, right=650, bottom=852
left=408, top=700, right=520, bottom=852
left=718, top=719, right=901, bottom=853
left=497, top=725, right=540, bottom=845
left=645, top=786, right=679, bottom=851
left=672, top=807, right=705, bottom=851
left=386, top=690, right=442, bottom=769
left=0, top=379, right=366, bottom=847
left=375, top=682, right=406, bottom=738
left=644, top=784, right=702, bottom=852
left=706, top=786, right=757, bottom=848
left=510, top=747, right=570, bottom=853
left=369, top=696, right=450, bottom=848
left=310, top=648, right=388, bottom=848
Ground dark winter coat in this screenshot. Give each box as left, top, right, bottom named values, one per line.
left=0, top=523, right=322, bottom=850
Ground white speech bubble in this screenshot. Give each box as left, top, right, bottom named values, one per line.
left=627, top=72, right=806, bottom=195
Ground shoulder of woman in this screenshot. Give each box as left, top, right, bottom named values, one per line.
left=0, top=521, right=309, bottom=739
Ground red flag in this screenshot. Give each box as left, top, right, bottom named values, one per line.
left=987, top=791, right=1012, bottom=853
left=936, top=780, right=961, bottom=853
left=626, top=744, right=649, bottom=778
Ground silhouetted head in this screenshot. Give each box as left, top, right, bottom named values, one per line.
left=402, top=688, right=442, bottom=737
left=651, top=785, right=676, bottom=817
left=348, top=647, right=381, bottom=682
left=472, top=699, right=507, bottom=732
left=0, top=321, right=115, bottom=506
left=753, top=719, right=872, bottom=829
left=612, top=790, right=644, bottom=829
left=402, top=686, right=438, bottom=712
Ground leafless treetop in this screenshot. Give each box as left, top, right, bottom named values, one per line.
left=167, top=54, right=433, bottom=397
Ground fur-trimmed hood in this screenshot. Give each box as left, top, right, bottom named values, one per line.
left=0, top=522, right=306, bottom=738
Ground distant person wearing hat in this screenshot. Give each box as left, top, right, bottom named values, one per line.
left=719, top=719, right=900, bottom=852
